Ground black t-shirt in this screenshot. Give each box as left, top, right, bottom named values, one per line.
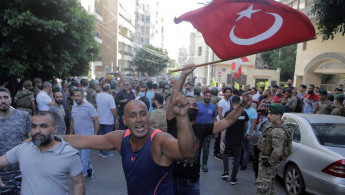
left=115, top=89, right=136, bottom=115
left=167, top=117, right=213, bottom=180
left=224, top=108, right=249, bottom=144
left=138, top=97, right=150, bottom=110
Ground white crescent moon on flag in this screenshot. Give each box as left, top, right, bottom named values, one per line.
left=229, top=12, right=283, bottom=45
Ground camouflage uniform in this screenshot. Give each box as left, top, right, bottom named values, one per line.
left=315, top=99, right=333, bottom=114
left=33, top=87, right=41, bottom=98
left=256, top=123, right=288, bottom=195
left=66, top=96, right=74, bottom=120
left=211, top=95, right=221, bottom=106
left=14, top=89, right=35, bottom=116
left=86, top=88, right=97, bottom=106
left=331, top=105, right=345, bottom=117
left=150, top=108, right=167, bottom=132
left=193, top=95, right=203, bottom=103
left=0, top=110, right=31, bottom=194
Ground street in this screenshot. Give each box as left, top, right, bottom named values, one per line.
left=68, top=140, right=286, bottom=195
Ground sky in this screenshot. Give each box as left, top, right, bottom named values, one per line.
left=158, top=0, right=207, bottom=60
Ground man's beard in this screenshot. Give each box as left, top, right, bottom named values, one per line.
left=32, top=133, right=52, bottom=146
left=55, top=99, right=63, bottom=105
left=204, top=98, right=210, bottom=103
left=0, top=103, right=9, bottom=112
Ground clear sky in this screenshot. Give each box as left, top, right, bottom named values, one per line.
left=159, top=0, right=207, bottom=60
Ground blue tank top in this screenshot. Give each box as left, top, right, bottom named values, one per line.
left=121, top=129, right=174, bottom=195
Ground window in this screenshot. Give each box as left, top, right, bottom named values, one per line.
left=198, top=46, right=202, bottom=56
left=145, top=16, right=150, bottom=23
left=284, top=117, right=301, bottom=142
left=312, top=124, right=345, bottom=147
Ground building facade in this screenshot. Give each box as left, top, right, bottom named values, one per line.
left=188, top=32, right=280, bottom=87
left=281, top=0, right=345, bottom=91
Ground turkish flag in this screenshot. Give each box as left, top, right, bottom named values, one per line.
left=174, top=0, right=315, bottom=60
left=231, top=57, right=248, bottom=79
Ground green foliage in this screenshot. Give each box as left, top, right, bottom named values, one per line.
left=0, top=0, right=99, bottom=81
left=261, top=45, right=297, bottom=82
left=311, top=0, right=345, bottom=40
left=133, top=45, right=170, bottom=76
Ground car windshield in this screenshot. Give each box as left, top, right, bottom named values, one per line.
left=312, top=124, right=345, bottom=148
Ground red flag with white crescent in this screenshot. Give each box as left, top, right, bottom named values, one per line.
left=174, top=0, right=315, bottom=60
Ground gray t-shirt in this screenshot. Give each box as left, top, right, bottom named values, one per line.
left=0, top=109, right=31, bottom=188
left=49, top=104, right=66, bottom=135
left=287, top=96, right=298, bottom=107
left=71, top=102, right=98, bottom=135
left=5, top=136, right=82, bottom=195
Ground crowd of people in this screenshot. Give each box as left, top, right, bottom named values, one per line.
left=0, top=71, right=344, bottom=194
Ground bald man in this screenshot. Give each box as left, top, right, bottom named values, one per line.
left=62, top=89, right=195, bottom=195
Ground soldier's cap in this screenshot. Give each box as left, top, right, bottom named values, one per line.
left=23, top=80, right=32, bottom=87
left=165, top=92, right=172, bottom=101
left=269, top=103, right=285, bottom=115
left=318, top=88, right=327, bottom=95
left=335, top=94, right=344, bottom=100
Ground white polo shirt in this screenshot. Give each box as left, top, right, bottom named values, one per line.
left=36, top=91, right=52, bottom=111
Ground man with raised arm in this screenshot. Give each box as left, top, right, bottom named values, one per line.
left=166, top=67, right=251, bottom=194
left=62, top=83, right=196, bottom=195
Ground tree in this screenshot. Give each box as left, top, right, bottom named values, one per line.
left=133, top=45, right=170, bottom=76
left=0, top=0, right=99, bottom=81
left=311, top=0, right=345, bottom=40
left=261, top=45, right=297, bottom=82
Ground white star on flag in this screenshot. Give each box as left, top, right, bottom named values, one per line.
left=236, top=5, right=261, bottom=21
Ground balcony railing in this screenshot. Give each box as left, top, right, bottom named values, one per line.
left=283, top=0, right=315, bottom=10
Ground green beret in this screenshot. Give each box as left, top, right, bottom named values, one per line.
left=269, top=103, right=285, bottom=115
left=318, top=88, right=327, bottom=95
left=335, top=94, right=344, bottom=100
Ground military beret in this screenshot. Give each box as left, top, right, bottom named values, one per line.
left=318, top=88, right=327, bottom=95
left=269, top=103, right=285, bottom=115
left=335, top=94, right=344, bottom=100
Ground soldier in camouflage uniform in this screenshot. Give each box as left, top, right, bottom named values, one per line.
left=210, top=87, right=221, bottom=106
left=65, top=86, right=76, bottom=134
left=314, top=88, right=333, bottom=114
left=110, top=79, right=118, bottom=101
left=149, top=93, right=167, bottom=132
left=86, top=79, right=99, bottom=107
left=14, top=80, right=36, bottom=116
left=0, top=87, right=31, bottom=194
left=32, top=78, right=42, bottom=98
left=193, top=86, right=203, bottom=103
left=331, top=94, right=345, bottom=117
left=256, top=103, right=291, bottom=195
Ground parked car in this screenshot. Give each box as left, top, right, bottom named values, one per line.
left=277, top=113, right=345, bottom=195
left=250, top=113, right=345, bottom=195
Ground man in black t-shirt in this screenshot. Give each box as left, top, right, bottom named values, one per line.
left=115, top=80, right=135, bottom=129
left=166, top=67, right=252, bottom=195
left=220, top=96, right=249, bottom=185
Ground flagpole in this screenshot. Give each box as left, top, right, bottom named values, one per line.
left=170, top=59, right=225, bottom=73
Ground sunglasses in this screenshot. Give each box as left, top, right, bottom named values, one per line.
left=124, top=84, right=130, bottom=86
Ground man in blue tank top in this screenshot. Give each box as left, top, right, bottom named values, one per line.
left=62, top=84, right=196, bottom=195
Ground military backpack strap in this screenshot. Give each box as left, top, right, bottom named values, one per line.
left=281, top=125, right=293, bottom=160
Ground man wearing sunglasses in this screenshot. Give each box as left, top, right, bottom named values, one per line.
left=115, top=80, right=136, bottom=129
